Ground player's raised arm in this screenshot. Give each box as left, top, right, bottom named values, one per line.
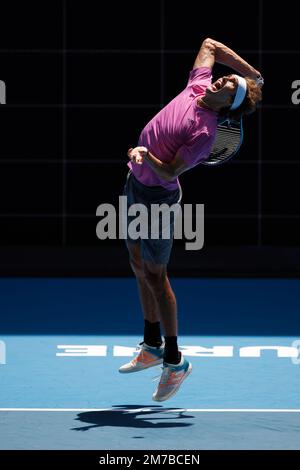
left=194, top=38, right=262, bottom=82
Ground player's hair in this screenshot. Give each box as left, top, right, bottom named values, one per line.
left=219, top=78, right=262, bottom=121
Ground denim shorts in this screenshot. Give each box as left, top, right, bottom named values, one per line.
left=122, top=170, right=182, bottom=265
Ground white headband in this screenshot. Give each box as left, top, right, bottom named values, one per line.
left=230, top=75, right=247, bottom=111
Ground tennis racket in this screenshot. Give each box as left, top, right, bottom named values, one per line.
left=201, top=117, right=243, bottom=166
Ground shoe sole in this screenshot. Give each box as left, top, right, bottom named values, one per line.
left=152, top=362, right=193, bottom=402
left=118, top=357, right=163, bottom=373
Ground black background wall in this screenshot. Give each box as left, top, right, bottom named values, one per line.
left=0, top=0, right=299, bottom=276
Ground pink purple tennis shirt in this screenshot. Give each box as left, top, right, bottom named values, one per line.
left=127, top=66, right=218, bottom=190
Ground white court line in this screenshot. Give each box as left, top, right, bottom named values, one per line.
left=0, top=408, right=300, bottom=413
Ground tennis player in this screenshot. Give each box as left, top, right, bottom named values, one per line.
left=119, top=38, right=263, bottom=401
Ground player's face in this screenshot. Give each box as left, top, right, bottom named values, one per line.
left=205, top=75, right=238, bottom=108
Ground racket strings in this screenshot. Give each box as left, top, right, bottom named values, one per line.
left=203, top=120, right=243, bottom=166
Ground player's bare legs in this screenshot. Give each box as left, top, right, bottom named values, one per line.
left=143, top=260, right=178, bottom=338
left=127, top=242, right=178, bottom=338
left=127, top=242, right=160, bottom=324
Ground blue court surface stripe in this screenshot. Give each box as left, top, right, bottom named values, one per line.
left=1, top=278, right=300, bottom=336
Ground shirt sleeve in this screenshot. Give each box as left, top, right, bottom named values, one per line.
left=186, top=67, right=213, bottom=97
left=178, top=130, right=214, bottom=168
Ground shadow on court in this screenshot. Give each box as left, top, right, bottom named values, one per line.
left=72, top=405, right=195, bottom=432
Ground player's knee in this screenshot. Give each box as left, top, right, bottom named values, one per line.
left=143, top=263, right=167, bottom=292
left=127, top=243, right=143, bottom=277
left=129, top=256, right=144, bottom=279
left=128, top=252, right=144, bottom=279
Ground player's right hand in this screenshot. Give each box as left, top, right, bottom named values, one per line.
left=127, top=147, right=147, bottom=165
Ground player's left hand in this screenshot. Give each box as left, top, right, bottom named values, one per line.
left=253, top=70, right=264, bottom=87
left=127, top=146, right=148, bottom=165
left=247, top=70, right=264, bottom=87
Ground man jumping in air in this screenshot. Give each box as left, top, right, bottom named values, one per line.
left=119, top=38, right=263, bottom=401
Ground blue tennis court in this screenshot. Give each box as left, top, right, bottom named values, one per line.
left=1, top=278, right=300, bottom=450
